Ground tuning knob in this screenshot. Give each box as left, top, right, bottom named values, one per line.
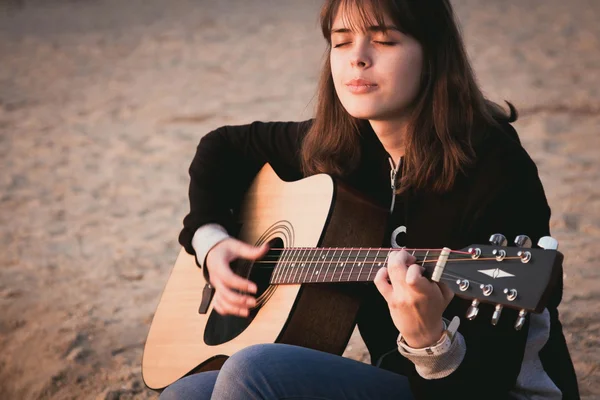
left=514, top=235, right=532, bottom=248
left=492, top=304, right=503, bottom=326
left=504, top=288, right=518, bottom=301
left=538, top=236, right=559, bottom=250
left=456, top=279, right=470, bottom=291
left=480, top=284, right=494, bottom=296
left=466, top=299, right=480, bottom=320
left=489, top=233, right=507, bottom=247
left=514, top=309, right=528, bottom=330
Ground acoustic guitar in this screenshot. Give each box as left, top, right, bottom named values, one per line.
left=142, top=164, right=563, bottom=390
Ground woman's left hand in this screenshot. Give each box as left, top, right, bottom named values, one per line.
left=374, top=249, right=454, bottom=348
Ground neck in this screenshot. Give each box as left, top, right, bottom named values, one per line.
left=269, top=247, right=454, bottom=285
left=369, top=118, right=408, bottom=163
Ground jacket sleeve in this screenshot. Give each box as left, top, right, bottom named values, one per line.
left=177, top=120, right=310, bottom=263
left=409, top=135, right=555, bottom=399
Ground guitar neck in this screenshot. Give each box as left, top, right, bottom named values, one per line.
left=268, top=247, right=455, bottom=284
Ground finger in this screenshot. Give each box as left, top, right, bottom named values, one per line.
left=233, top=241, right=270, bottom=260
left=405, top=264, right=429, bottom=291
left=212, top=296, right=224, bottom=315
left=214, top=293, right=249, bottom=317
left=397, top=249, right=417, bottom=266
left=374, top=267, right=393, bottom=301
left=438, top=282, right=455, bottom=304
left=211, top=258, right=258, bottom=295
left=387, top=251, right=407, bottom=284
left=220, top=267, right=258, bottom=294
left=219, top=285, right=257, bottom=308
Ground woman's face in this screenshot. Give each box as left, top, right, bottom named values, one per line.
left=329, top=7, right=424, bottom=122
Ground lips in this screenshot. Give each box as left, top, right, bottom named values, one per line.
left=345, top=78, right=377, bottom=87
left=345, top=78, right=378, bottom=94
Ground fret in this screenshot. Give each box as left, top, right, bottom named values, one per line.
left=288, top=247, right=303, bottom=284
left=274, top=248, right=288, bottom=284
left=294, top=249, right=310, bottom=283
left=330, top=248, right=344, bottom=282
left=272, top=247, right=286, bottom=284
left=358, top=248, right=370, bottom=282
left=422, top=250, right=430, bottom=269
left=339, top=248, right=353, bottom=282
left=382, top=250, right=391, bottom=272
left=306, top=247, right=319, bottom=283
left=319, top=247, right=331, bottom=283
left=277, top=247, right=290, bottom=284
left=323, top=247, right=337, bottom=282
left=302, top=247, right=316, bottom=284
left=309, top=247, right=321, bottom=282
left=346, top=248, right=356, bottom=281
left=367, top=248, right=380, bottom=281
left=352, top=248, right=372, bottom=282
left=279, top=248, right=294, bottom=284
left=349, top=248, right=368, bottom=282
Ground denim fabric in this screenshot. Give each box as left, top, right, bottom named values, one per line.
left=159, top=343, right=413, bottom=400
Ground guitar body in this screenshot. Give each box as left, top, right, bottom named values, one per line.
left=142, top=165, right=389, bottom=390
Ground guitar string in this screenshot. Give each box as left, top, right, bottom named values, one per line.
left=254, top=256, right=524, bottom=265
left=258, top=248, right=516, bottom=261
left=260, top=258, right=520, bottom=287
left=261, top=259, right=490, bottom=287
left=267, top=270, right=488, bottom=288
left=245, top=248, right=523, bottom=288
left=266, top=247, right=473, bottom=255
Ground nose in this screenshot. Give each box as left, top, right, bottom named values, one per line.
left=349, top=42, right=372, bottom=69
left=351, top=58, right=368, bottom=68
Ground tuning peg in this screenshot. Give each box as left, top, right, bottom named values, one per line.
left=489, top=233, right=507, bottom=247
left=480, top=284, right=494, bottom=296
left=491, top=304, right=503, bottom=326
left=538, top=236, right=559, bottom=250
left=466, top=299, right=480, bottom=320
left=514, top=235, right=532, bottom=248
left=514, top=309, right=527, bottom=330
left=504, top=288, right=518, bottom=301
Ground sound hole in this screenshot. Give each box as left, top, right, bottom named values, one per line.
left=204, top=237, right=284, bottom=346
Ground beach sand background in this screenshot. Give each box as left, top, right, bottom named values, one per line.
left=1, top=0, right=599, bottom=398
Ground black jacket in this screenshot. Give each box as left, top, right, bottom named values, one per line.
left=179, top=119, right=579, bottom=399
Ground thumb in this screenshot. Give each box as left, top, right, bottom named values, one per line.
left=235, top=241, right=270, bottom=260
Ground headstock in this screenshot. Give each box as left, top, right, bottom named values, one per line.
left=441, top=234, right=562, bottom=330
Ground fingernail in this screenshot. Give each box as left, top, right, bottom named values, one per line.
left=247, top=298, right=256, bottom=307
left=249, top=284, right=257, bottom=293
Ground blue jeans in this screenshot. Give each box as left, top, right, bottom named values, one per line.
left=159, top=343, right=414, bottom=400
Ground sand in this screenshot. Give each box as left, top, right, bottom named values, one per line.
left=0, top=0, right=598, bottom=398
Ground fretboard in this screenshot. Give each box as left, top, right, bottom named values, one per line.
left=269, top=247, right=436, bottom=284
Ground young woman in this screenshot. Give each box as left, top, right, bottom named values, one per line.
left=162, top=0, right=580, bottom=398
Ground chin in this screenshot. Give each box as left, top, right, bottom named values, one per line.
left=344, top=106, right=388, bottom=121
left=339, top=97, right=395, bottom=120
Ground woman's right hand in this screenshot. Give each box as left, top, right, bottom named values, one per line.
left=205, top=238, right=270, bottom=317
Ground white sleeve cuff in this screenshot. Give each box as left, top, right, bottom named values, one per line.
left=398, top=330, right=466, bottom=380
left=191, top=224, right=231, bottom=268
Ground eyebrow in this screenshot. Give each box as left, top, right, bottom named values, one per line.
left=331, top=25, right=400, bottom=34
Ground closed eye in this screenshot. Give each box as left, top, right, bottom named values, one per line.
left=333, top=41, right=396, bottom=48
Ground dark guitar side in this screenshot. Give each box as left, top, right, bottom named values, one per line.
left=276, top=180, right=389, bottom=354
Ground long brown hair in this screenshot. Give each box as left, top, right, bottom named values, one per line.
left=301, top=0, right=516, bottom=194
